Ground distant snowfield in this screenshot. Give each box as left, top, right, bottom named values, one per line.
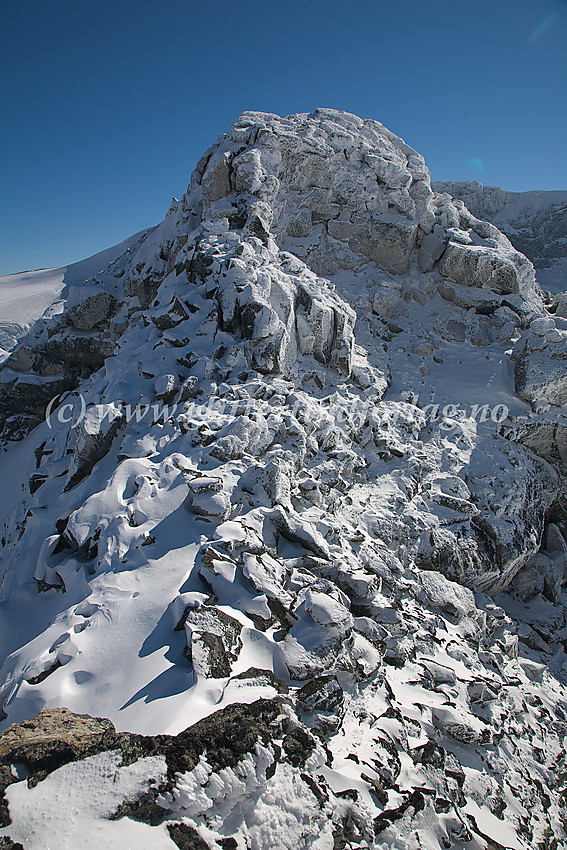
left=0, top=230, right=150, bottom=360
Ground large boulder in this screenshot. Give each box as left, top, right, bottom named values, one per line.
left=514, top=335, right=567, bottom=406
left=440, top=241, right=535, bottom=296
left=178, top=605, right=243, bottom=679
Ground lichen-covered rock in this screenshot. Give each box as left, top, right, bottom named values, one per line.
left=0, top=701, right=327, bottom=845
left=0, top=708, right=117, bottom=827
left=180, top=606, right=243, bottom=678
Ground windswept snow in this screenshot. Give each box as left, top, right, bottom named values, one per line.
left=0, top=229, right=151, bottom=361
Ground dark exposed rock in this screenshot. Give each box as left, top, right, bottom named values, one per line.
left=0, top=329, right=115, bottom=442
left=181, top=606, right=243, bottom=678
left=167, top=823, right=211, bottom=850
left=28, top=473, right=48, bottom=494
left=231, top=667, right=289, bottom=693
left=62, top=292, right=119, bottom=331
left=0, top=700, right=291, bottom=828
left=281, top=727, right=316, bottom=767
left=373, top=789, right=426, bottom=835
left=0, top=838, right=24, bottom=849
left=297, top=674, right=343, bottom=713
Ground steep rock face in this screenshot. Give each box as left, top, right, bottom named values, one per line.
left=0, top=110, right=567, bottom=848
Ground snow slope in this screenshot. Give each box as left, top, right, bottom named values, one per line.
left=0, top=229, right=151, bottom=361
left=0, top=110, right=566, bottom=849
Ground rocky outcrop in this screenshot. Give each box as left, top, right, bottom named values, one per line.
left=500, top=409, right=567, bottom=469
left=0, top=703, right=334, bottom=848
left=0, top=708, right=117, bottom=826
left=1, top=110, right=567, bottom=849
left=65, top=403, right=124, bottom=490
left=0, top=111, right=549, bottom=445
left=433, top=179, right=567, bottom=291
left=513, top=331, right=567, bottom=406
left=62, top=291, right=119, bottom=331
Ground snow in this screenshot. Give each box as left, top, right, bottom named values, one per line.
left=0, top=109, right=565, bottom=848
left=0, top=750, right=171, bottom=849
left=0, top=228, right=150, bottom=361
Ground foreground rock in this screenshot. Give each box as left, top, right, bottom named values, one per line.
left=0, top=703, right=335, bottom=848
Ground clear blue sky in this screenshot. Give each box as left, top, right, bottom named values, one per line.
left=1, top=0, right=566, bottom=275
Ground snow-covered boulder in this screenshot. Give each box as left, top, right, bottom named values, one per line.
left=514, top=333, right=567, bottom=406
left=180, top=605, right=243, bottom=679
left=66, top=403, right=123, bottom=489
left=440, top=240, right=535, bottom=296
left=417, top=570, right=476, bottom=620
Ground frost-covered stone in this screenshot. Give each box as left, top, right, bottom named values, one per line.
left=434, top=179, right=567, bottom=293
left=296, top=674, right=344, bottom=732
left=181, top=605, right=243, bottom=678
left=270, top=507, right=330, bottom=559
left=66, top=403, right=123, bottom=489
left=186, top=478, right=231, bottom=521
left=441, top=241, right=535, bottom=295
left=417, top=229, right=447, bottom=273
left=417, top=570, right=476, bottom=620
left=513, top=335, right=567, bottom=406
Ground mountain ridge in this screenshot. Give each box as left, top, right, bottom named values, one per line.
left=0, top=108, right=566, bottom=849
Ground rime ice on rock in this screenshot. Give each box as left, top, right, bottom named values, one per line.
left=0, top=109, right=567, bottom=849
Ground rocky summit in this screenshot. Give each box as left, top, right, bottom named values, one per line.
left=0, top=108, right=566, bottom=849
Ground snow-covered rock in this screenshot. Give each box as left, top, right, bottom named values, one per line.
left=433, top=179, right=567, bottom=293
left=0, top=109, right=566, bottom=848
left=513, top=332, right=567, bottom=406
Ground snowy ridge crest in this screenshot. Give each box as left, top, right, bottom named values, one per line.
left=0, top=109, right=567, bottom=848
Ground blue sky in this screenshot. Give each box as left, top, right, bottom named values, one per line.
left=1, top=0, right=566, bottom=275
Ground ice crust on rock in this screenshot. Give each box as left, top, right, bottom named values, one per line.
left=0, top=109, right=566, bottom=848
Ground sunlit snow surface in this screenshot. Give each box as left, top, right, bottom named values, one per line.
left=0, top=751, right=170, bottom=849
left=0, top=230, right=149, bottom=362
